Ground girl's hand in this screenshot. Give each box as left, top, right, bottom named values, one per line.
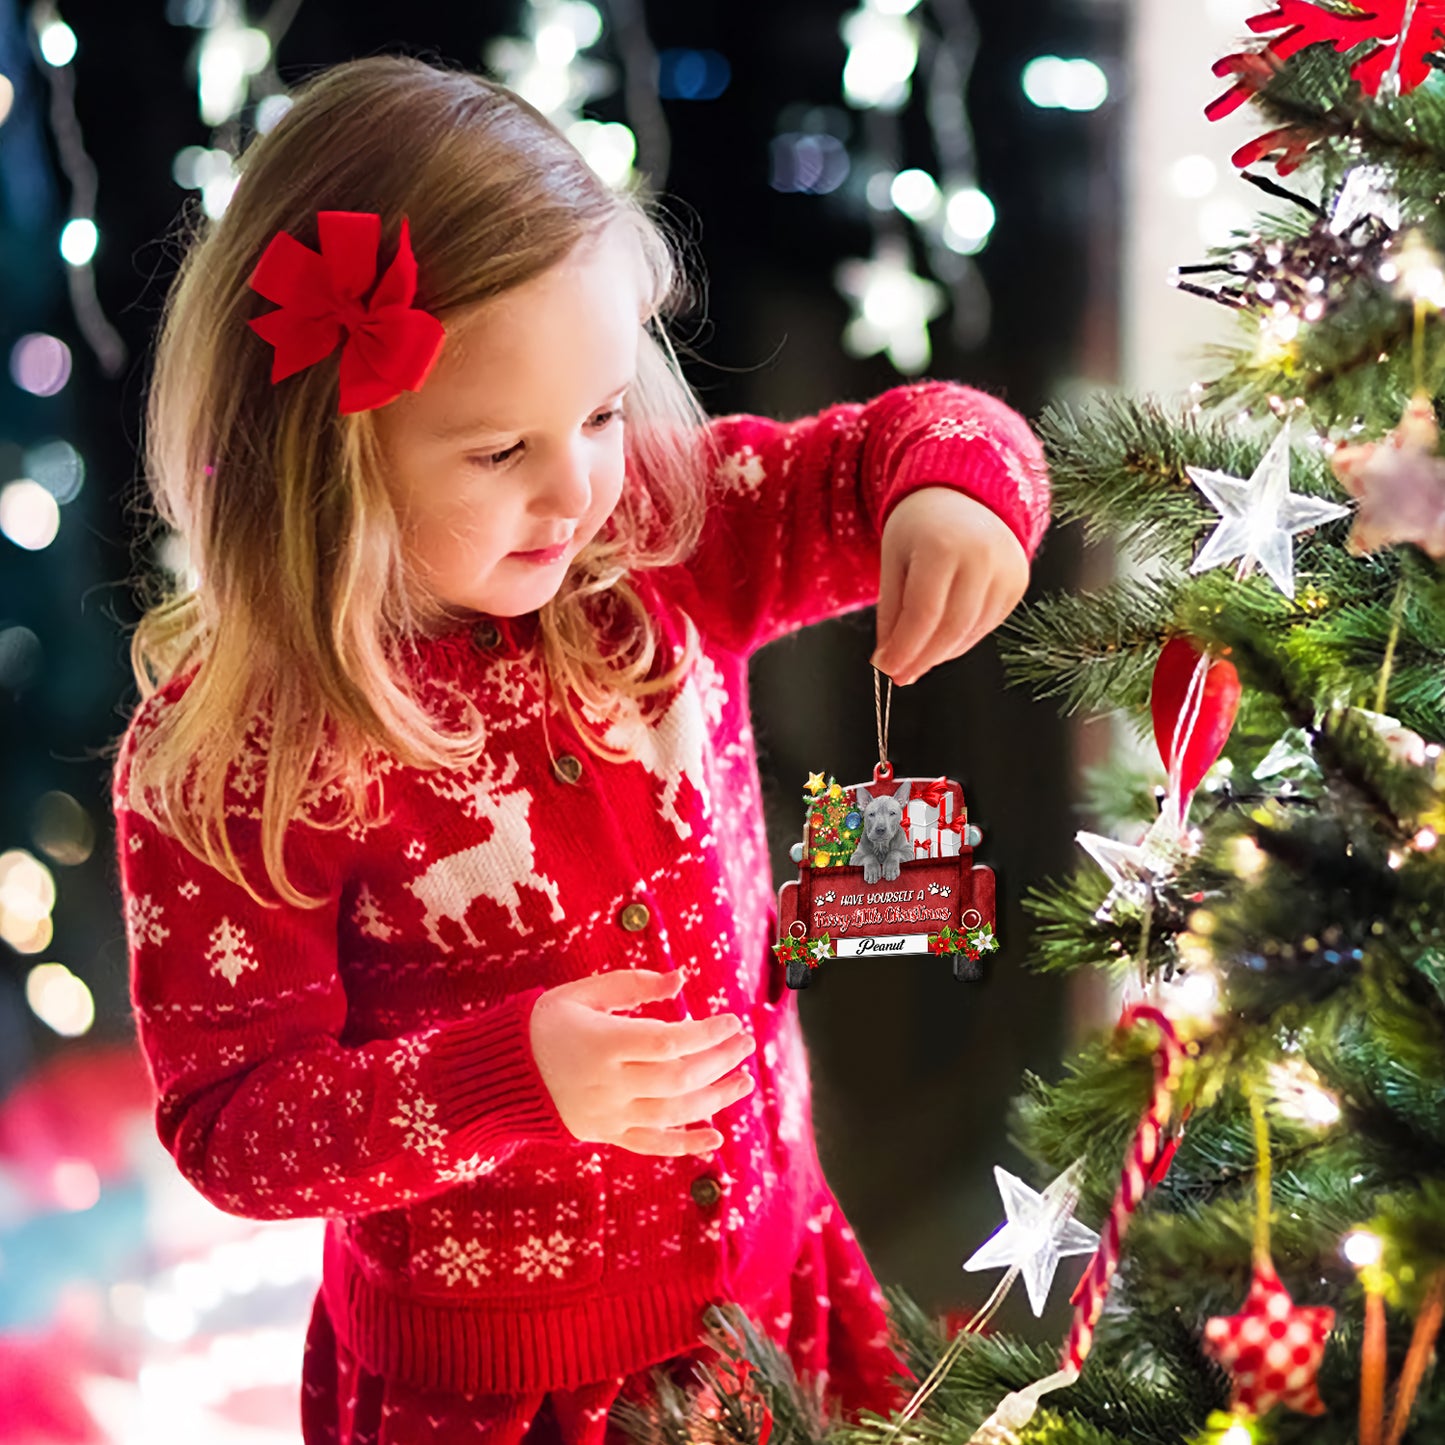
left=871, top=487, right=1030, bottom=686
left=529, top=967, right=757, bottom=1156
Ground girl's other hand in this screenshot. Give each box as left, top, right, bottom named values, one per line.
left=529, top=967, right=756, bottom=1155
left=871, top=487, right=1030, bottom=687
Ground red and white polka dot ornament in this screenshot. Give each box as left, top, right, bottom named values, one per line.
left=1202, top=1259, right=1334, bottom=1418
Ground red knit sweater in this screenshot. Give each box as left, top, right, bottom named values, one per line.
left=113, top=381, right=1049, bottom=1414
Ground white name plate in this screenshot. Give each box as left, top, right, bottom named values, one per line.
left=834, top=934, right=929, bottom=957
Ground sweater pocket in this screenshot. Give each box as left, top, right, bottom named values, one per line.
left=405, top=1141, right=607, bottom=1298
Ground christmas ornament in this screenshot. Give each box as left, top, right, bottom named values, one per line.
left=964, top=1006, right=1188, bottom=1444
left=1201, top=1090, right=1335, bottom=1422
left=774, top=668, right=997, bottom=987
left=1151, top=637, right=1243, bottom=805
left=1331, top=391, right=1445, bottom=557
left=1075, top=816, right=1186, bottom=922
left=1207, top=1, right=1445, bottom=122
left=962, top=1160, right=1101, bottom=1318
left=1202, top=1261, right=1334, bottom=1417
left=1187, top=425, right=1352, bottom=600
left=1172, top=169, right=1395, bottom=314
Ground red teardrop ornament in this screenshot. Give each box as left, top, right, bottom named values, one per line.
left=1150, top=637, right=1242, bottom=799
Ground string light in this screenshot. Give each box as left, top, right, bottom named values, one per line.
left=830, top=0, right=993, bottom=369
left=1344, top=1229, right=1384, bottom=1268
left=1267, top=1058, right=1341, bottom=1127
left=27, top=6, right=125, bottom=375
left=1021, top=55, right=1108, bottom=111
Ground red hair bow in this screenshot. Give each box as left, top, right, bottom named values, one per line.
left=246, top=211, right=446, bottom=415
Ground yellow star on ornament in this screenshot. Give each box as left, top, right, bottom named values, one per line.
left=805, top=771, right=827, bottom=796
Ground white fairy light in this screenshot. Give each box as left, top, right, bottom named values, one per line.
left=943, top=184, right=995, bottom=252
left=836, top=240, right=946, bottom=373
left=197, top=19, right=271, bottom=126
left=38, top=17, right=78, bottom=67
left=890, top=167, right=941, bottom=221
left=567, top=118, right=636, bottom=188
left=59, top=217, right=97, bottom=266
left=840, top=4, right=919, bottom=110
left=1022, top=55, right=1108, bottom=111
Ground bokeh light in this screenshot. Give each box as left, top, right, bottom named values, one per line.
left=0, top=72, right=14, bottom=127
left=26, top=962, right=95, bottom=1039
left=0, top=479, right=62, bottom=550
left=38, top=18, right=78, bottom=67
left=10, top=333, right=73, bottom=397
left=32, top=791, right=96, bottom=866
left=60, top=217, right=98, bottom=266
left=0, top=847, right=57, bottom=954
left=1022, top=56, right=1109, bottom=111
left=22, top=439, right=85, bottom=504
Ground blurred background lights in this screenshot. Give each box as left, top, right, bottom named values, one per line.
left=890, top=168, right=941, bottom=222
left=0, top=624, right=43, bottom=692
left=558, top=0, right=603, bottom=48
left=254, top=92, right=293, bottom=134
left=837, top=244, right=946, bottom=373
left=32, top=790, right=97, bottom=866
left=771, top=132, right=850, bottom=194
left=1169, top=153, right=1219, bottom=199
left=10, top=333, right=73, bottom=396
left=26, top=962, right=96, bottom=1038
left=0, top=478, right=62, bottom=551
left=657, top=48, right=731, bottom=101
left=0, top=847, right=58, bottom=954
left=1343, top=1229, right=1384, bottom=1268
left=943, top=185, right=996, bottom=254
left=37, top=17, right=78, bottom=67
left=566, top=119, right=636, bottom=188
left=172, top=145, right=240, bottom=217
left=841, top=6, right=919, bottom=110
left=51, top=1157, right=101, bottom=1211
left=1022, top=55, right=1109, bottom=111
left=59, top=217, right=98, bottom=267
left=197, top=23, right=271, bottom=125
left=23, top=438, right=85, bottom=504
left=0, top=72, right=14, bottom=127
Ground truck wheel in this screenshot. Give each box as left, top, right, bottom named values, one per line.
left=952, top=953, right=981, bottom=982
left=786, top=958, right=813, bottom=990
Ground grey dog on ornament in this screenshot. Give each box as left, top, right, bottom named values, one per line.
left=848, top=780, right=914, bottom=884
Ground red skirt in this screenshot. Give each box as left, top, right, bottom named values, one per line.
left=300, top=1187, right=912, bottom=1445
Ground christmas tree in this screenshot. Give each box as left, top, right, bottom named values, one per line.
left=612, top=12, right=1445, bottom=1445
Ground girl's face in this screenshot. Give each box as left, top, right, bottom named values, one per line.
left=375, top=221, right=647, bottom=622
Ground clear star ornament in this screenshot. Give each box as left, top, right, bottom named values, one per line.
left=962, top=1159, right=1101, bottom=1317
left=1186, top=424, right=1352, bottom=599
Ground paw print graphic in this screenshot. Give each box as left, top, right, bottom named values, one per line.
left=821, top=888, right=837, bottom=903
left=940, top=885, right=952, bottom=898
left=928, top=882, right=941, bottom=895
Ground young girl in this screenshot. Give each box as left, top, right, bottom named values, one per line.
left=111, top=55, right=1050, bottom=1445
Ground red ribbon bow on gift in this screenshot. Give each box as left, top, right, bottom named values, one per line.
left=914, top=777, right=964, bottom=835
left=246, top=211, right=447, bottom=415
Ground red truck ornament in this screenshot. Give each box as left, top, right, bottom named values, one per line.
left=773, top=761, right=998, bottom=989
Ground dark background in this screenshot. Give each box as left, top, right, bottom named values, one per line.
left=0, top=0, right=1120, bottom=1338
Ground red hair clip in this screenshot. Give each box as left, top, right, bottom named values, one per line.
left=246, top=210, right=446, bottom=415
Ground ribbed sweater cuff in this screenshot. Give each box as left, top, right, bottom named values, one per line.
left=879, top=440, right=1035, bottom=558
left=423, top=987, right=575, bottom=1153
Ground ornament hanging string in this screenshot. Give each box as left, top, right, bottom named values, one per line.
left=875, top=666, right=894, bottom=777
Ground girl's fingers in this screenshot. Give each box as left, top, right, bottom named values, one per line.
left=882, top=562, right=952, bottom=684
left=614, top=1125, right=724, bottom=1157
left=897, top=568, right=982, bottom=683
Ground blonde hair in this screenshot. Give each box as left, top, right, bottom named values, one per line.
left=113, top=55, right=721, bottom=910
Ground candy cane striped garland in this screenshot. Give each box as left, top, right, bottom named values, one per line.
left=1063, top=1004, right=1185, bottom=1374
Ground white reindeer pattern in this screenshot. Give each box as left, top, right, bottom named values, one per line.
left=585, top=662, right=712, bottom=841
left=408, top=750, right=565, bottom=949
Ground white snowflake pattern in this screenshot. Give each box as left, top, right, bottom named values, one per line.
left=924, top=415, right=988, bottom=446
left=437, top=1153, right=500, bottom=1185
left=125, top=894, right=170, bottom=952
left=404, top=839, right=426, bottom=861
left=389, top=1093, right=446, bottom=1158
left=387, top=1036, right=429, bottom=1076
left=707, top=989, right=729, bottom=1012
left=179, top=879, right=200, bottom=900
left=127, top=833, right=143, bottom=853
left=206, top=917, right=258, bottom=986
left=515, top=1231, right=576, bottom=1281
left=421, top=1234, right=493, bottom=1287
left=715, top=447, right=766, bottom=495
